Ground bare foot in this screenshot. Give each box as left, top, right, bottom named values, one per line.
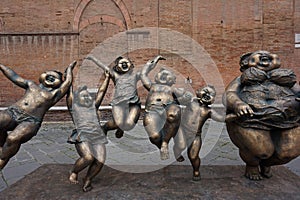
left=69, top=172, right=79, bottom=184
left=260, top=165, right=272, bottom=178
left=176, top=155, right=185, bottom=162
left=115, top=129, right=124, bottom=138
left=160, top=142, right=169, bottom=160
left=245, top=165, right=263, bottom=180
left=82, top=179, right=92, bottom=192
left=192, top=171, right=201, bottom=181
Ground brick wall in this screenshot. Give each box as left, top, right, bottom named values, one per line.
left=0, top=0, right=299, bottom=120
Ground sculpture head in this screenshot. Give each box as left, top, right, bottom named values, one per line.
left=155, top=68, right=176, bottom=86
left=39, top=70, right=63, bottom=89
left=113, top=56, right=134, bottom=74
left=74, top=86, right=93, bottom=107
left=196, top=85, right=216, bottom=105
left=239, top=51, right=281, bottom=72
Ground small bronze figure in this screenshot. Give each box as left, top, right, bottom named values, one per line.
left=0, top=61, right=77, bottom=169
left=66, top=71, right=110, bottom=192
left=86, top=55, right=141, bottom=138
left=141, top=56, right=191, bottom=160
left=225, top=51, right=300, bottom=180
left=173, top=86, right=224, bottom=180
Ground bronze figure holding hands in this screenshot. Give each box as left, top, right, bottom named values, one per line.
left=0, top=61, right=77, bottom=169
left=66, top=71, right=110, bottom=192
left=86, top=56, right=141, bottom=138
left=174, top=86, right=224, bottom=180
left=225, top=51, right=300, bottom=180
left=141, top=56, right=191, bottom=160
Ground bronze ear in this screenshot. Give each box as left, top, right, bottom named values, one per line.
left=239, top=52, right=253, bottom=72
left=39, top=72, right=46, bottom=83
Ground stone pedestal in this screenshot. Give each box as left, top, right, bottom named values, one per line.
left=1, top=164, right=299, bottom=199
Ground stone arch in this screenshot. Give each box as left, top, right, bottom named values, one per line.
left=73, top=0, right=132, bottom=32
left=79, top=14, right=126, bottom=32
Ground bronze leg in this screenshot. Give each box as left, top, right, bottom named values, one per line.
left=143, top=111, right=164, bottom=149
left=160, top=104, right=181, bottom=160
left=261, top=127, right=300, bottom=174
left=226, top=122, right=274, bottom=180
left=0, top=122, right=39, bottom=169
left=173, top=128, right=186, bottom=162
left=112, top=104, right=140, bottom=131
left=82, top=143, right=106, bottom=192
left=69, top=142, right=94, bottom=184
left=187, top=135, right=202, bottom=181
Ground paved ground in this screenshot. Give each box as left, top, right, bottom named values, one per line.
left=0, top=120, right=299, bottom=192
left=2, top=165, right=299, bottom=199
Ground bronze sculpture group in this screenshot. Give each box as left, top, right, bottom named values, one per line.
left=0, top=50, right=299, bottom=192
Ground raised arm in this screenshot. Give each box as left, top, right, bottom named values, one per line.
left=0, top=64, right=31, bottom=89
left=86, top=55, right=110, bottom=72
left=66, top=84, right=73, bottom=111
left=53, top=61, right=77, bottom=102
left=95, top=71, right=110, bottom=109
left=141, top=55, right=165, bottom=91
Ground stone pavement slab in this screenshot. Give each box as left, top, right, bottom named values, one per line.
left=0, top=164, right=299, bottom=200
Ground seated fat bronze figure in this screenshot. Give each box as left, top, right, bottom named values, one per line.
left=0, top=61, right=76, bottom=170
left=225, top=51, right=300, bottom=180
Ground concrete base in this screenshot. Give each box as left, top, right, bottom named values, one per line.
left=1, top=164, right=299, bottom=199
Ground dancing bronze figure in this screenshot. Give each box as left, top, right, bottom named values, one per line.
left=0, top=61, right=77, bottom=169
left=141, top=56, right=191, bottom=160
left=173, top=86, right=224, bottom=180
left=86, top=55, right=142, bottom=138
left=67, top=71, right=110, bottom=192
left=225, top=51, right=300, bottom=180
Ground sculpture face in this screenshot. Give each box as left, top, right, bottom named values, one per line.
left=77, top=89, right=93, bottom=107
left=246, top=51, right=281, bottom=72
left=114, top=57, right=133, bottom=74
left=39, top=71, right=63, bottom=89
left=196, top=86, right=216, bottom=105
left=154, top=69, right=176, bottom=86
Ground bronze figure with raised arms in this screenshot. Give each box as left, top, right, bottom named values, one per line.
left=0, top=61, right=77, bottom=169
left=141, top=55, right=192, bottom=160
left=86, top=55, right=142, bottom=138
left=66, top=71, right=110, bottom=192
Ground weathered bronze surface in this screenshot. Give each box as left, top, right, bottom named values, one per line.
left=66, top=71, right=110, bottom=192
left=0, top=61, right=76, bottom=170
left=141, top=55, right=192, bottom=160
left=174, top=85, right=224, bottom=180
left=225, top=51, right=300, bottom=180
left=86, top=56, right=141, bottom=138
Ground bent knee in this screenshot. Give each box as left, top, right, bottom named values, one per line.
left=83, top=154, right=94, bottom=163
left=276, top=149, right=300, bottom=161
left=175, top=141, right=186, bottom=151
left=6, top=135, right=20, bottom=145
left=149, top=133, right=161, bottom=141
left=249, top=143, right=274, bottom=159
left=167, top=108, right=181, bottom=122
